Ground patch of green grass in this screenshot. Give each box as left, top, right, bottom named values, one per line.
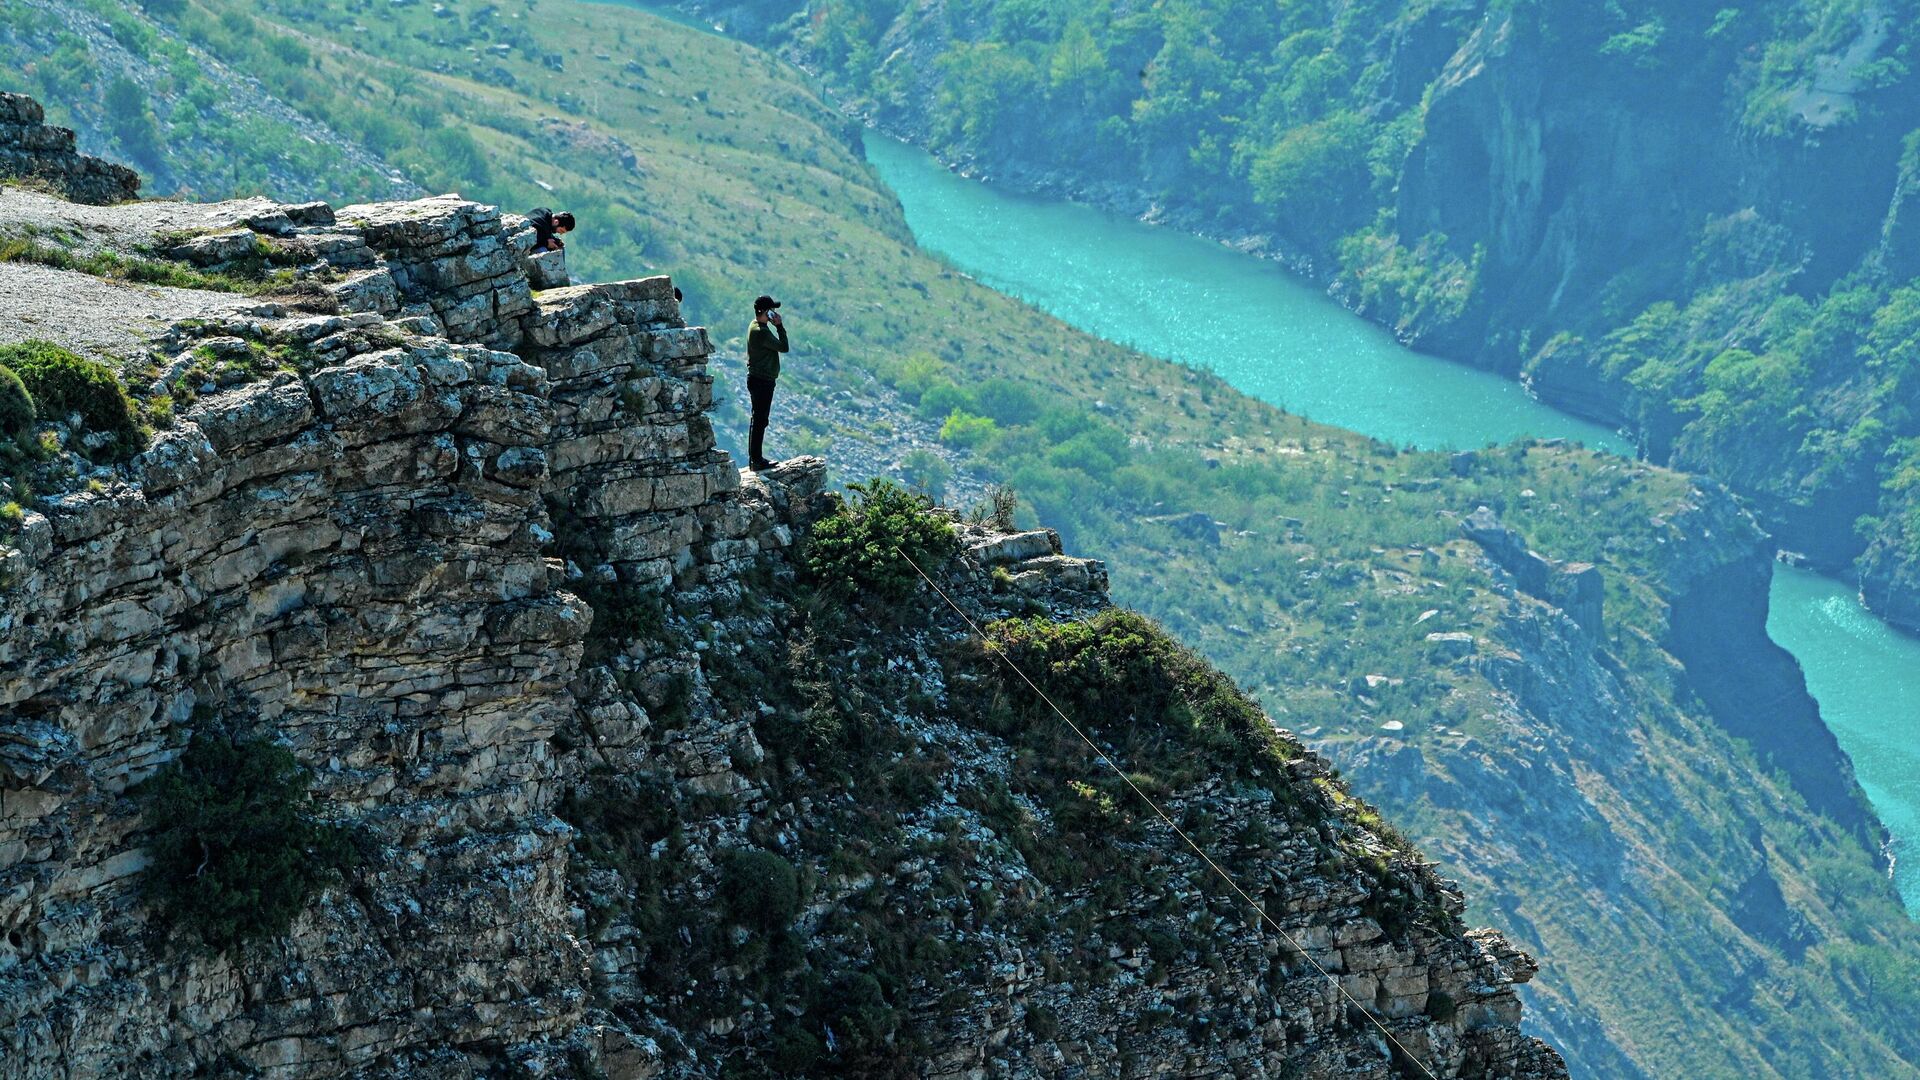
left=0, top=235, right=294, bottom=294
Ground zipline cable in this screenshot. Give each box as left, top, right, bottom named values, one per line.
left=894, top=546, right=1442, bottom=1080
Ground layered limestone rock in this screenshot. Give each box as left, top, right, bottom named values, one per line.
left=1, top=105, right=1564, bottom=1078
left=0, top=179, right=812, bottom=1075
left=1, top=335, right=593, bottom=1075
left=0, top=91, right=139, bottom=205
left=555, top=504, right=1563, bottom=1079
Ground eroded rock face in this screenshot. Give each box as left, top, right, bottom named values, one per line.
left=0, top=91, right=140, bottom=205
left=1461, top=505, right=1603, bottom=639
left=1, top=337, right=590, bottom=1075
left=0, top=190, right=818, bottom=1074
left=0, top=104, right=1566, bottom=1077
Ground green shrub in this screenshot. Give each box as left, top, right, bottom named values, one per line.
left=0, top=341, right=141, bottom=458
left=1426, top=990, right=1458, bottom=1022
left=770, top=1024, right=825, bottom=1072
left=718, top=847, right=801, bottom=933
left=0, top=364, right=33, bottom=441
left=900, top=447, right=951, bottom=500
left=938, top=408, right=998, bottom=448
left=801, top=479, right=959, bottom=601
left=977, top=609, right=1295, bottom=787
left=574, top=577, right=668, bottom=652
left=817, top=972, right=905, bottom=1057
left=1024, top=1003, right=1060, bottom=1040
left=136, top=730, right=357, bottom=951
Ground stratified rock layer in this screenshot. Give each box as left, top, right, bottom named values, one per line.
left=0, top=90, right=139, bottom=204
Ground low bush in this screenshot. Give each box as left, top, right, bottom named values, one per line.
left=718, top=847, right=802, bottom=933
left=0, top=341, right=141, bottom=458
left=977, top=609, right=1294, bottom=787
left=801, top=479, right=958, bottom=601
left=136, top=730, right=357, bottom=951
left=573, top=576, right=668, bottom=653
left=0, top=364, right=33, bottom=441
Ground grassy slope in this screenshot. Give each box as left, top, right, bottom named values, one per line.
left=708, top=0, right=1920, bottom=630
left=7, top=0, right=1920, bottom=1075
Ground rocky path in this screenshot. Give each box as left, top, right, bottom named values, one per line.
left=0, top=182, right=313, bottom=255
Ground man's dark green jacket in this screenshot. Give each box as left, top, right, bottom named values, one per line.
left=746, top=319, right=789, bottom=381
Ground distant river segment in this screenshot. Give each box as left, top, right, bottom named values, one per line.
left=863, top=133, right=1920, bottom=914
left=1768, top=568, right=1920, bottom=908
left=863, top=137, right=1627, bottom=454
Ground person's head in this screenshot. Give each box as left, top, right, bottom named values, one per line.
left=754, top=295, right=781, bottom=320
left=554, top=212, right=575, bottom=234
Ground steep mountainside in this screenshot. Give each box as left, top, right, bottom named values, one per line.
left=0, top=93, right=1567, bottom=1077
left=696, top=0, right=1920, bottom=635
left=6, top=4, right=1920, bottom=1075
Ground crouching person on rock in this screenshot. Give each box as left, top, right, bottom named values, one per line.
left=746, top=294, right=788, bottom=471
left=527, top=207, right=574, bottom=251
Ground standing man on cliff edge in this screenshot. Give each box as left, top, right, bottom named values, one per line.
left=745, top=294, right=789, bottom=471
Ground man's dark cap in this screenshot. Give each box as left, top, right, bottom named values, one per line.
left=754, top=295, right=781, bottom=312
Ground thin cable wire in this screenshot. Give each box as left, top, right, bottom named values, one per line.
left=895, top=546, right=1440, bottom=1080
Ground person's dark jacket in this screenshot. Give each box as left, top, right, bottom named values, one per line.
left=746, top=318, right=789, bottom=381
left=527, top=207, right=556, bottom=248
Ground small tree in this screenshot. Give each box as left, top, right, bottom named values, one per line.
left=137, top=731, right=357, bottom=951
left=900, top=448, right=951, bottom=501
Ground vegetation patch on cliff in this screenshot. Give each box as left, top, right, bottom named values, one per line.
left=136, top=728, right=358, bottom=951
left=801, top=478, right=959, bottom=601
left=0, top=231, right=297, bottom=295
left=0, top=339, right=140, bottom=459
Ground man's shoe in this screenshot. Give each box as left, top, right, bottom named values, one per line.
left=750, top=458, right=778, bottom=471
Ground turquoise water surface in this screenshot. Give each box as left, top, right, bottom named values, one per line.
left=863, top=133, right=1920, bottom=913
left=1767, top=568, right=1920, bottom=908
left=864, top=136, right=1627, bottom=454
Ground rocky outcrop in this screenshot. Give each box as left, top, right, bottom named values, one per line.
left=0, top=90, right=139, bottom=204
left=1881, top=140, right=1920, bottom=282
left=1, top=335, right=593, bottom=1076
left=1460, top=505, right=1603, bottom=639
left=333, top=196, right=535, bottom=347
left=0, top=99, right=1563, bottom=1078
left=0, top=177, right=817, bottom=1074
left=1653, top=486, right=1883, bottom=845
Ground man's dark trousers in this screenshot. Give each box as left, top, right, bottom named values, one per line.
left=747, top=376, right=776, bottom=464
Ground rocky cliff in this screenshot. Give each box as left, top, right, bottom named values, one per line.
left=0, top=90, right=137, bottom=205
left=0, top=96, right=1563, bottom=1078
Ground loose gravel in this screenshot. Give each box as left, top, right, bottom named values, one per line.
left=0, top=261, right=249, bottom=363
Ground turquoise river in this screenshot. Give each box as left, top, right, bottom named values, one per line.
left=863, top=133, right=1920, bottom=912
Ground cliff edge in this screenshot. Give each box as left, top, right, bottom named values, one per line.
left=0, top=94, right=1562, bottom=1078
